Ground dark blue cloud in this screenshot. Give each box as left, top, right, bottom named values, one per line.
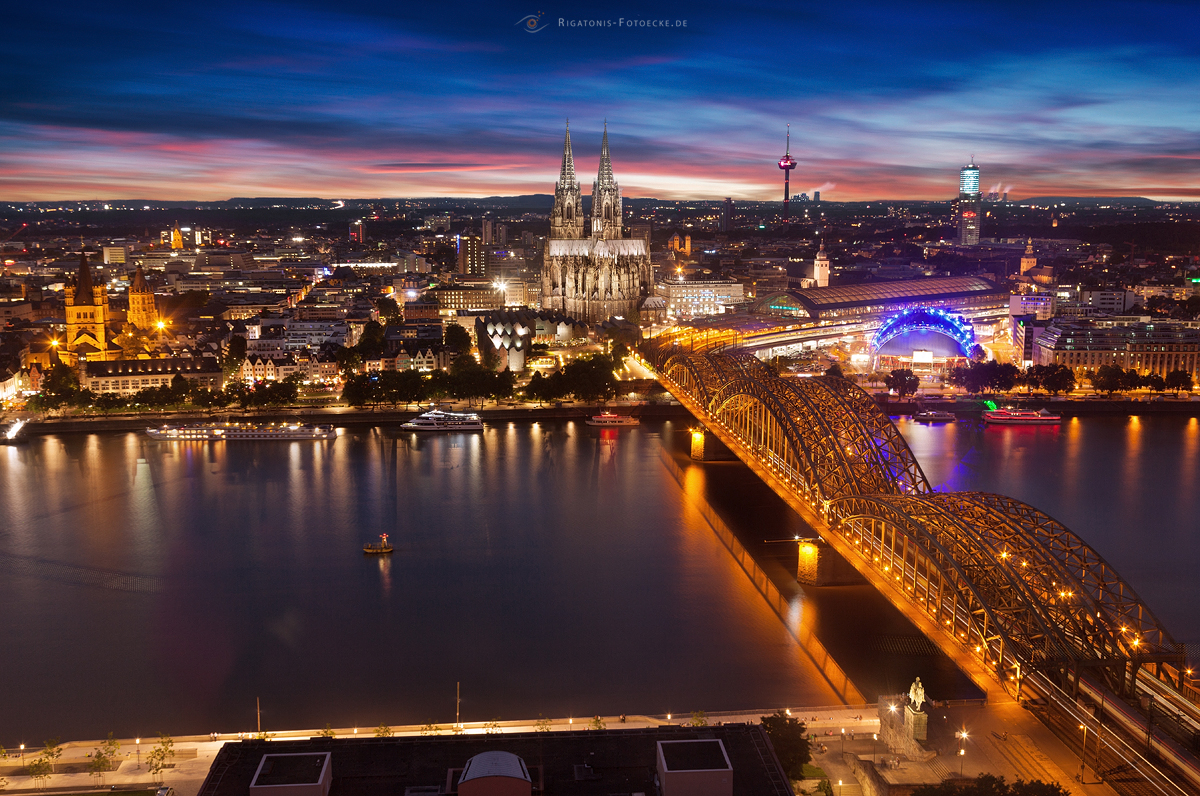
left=3, top=1, right=1199, bottom=199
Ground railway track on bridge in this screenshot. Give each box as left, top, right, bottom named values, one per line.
left=639, top=342, right=1200, bottom=795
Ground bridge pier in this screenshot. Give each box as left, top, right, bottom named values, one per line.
left=796, top=538, right=863, bottom=586
left=689, top=426, right=736, bottom=461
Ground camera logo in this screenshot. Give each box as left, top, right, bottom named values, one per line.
left=516, top=12, right=547, bottom=33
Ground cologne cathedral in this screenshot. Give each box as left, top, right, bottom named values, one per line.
left=541, top=123, right=652, bottom=324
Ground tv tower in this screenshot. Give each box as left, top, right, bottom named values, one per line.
left=778, top=124, right=797, bottom=221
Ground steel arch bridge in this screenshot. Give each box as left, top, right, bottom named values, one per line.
left=645, top=341, right=1185, bottom=700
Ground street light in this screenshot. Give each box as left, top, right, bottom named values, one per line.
left=873, top=733, right=878, bottom=765
left=840, top=727, right=845, bottom=754
left=136, top=738, right=141, bottom=769
left=19, top=744, right=24, bottom=771
left=1078, top=723, right=1089, bottom=783
left=956, top=730, right=968, bottom=776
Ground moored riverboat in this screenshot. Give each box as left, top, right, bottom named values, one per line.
left=912, top=410, right=956, bottom=423
left=982, top=408, right=1061, bottom=425
left=146, top=422, right=337, bottom=440
left=585, top=413, right=639, bottom=427
left=399, top=410, right=484, bottom=431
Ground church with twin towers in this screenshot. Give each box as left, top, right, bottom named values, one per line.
left=541, top=122, right=653, bottom=325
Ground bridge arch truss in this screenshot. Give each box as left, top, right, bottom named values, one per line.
left=644, top=342, right=1184, bottom=696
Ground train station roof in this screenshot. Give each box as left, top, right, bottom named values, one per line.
left=751, top=276, right=1004, bottom=318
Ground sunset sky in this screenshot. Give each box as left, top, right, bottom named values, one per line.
left=3, top=1, right=1199, bottom=202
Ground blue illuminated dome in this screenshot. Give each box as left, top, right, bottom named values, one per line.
left=872, top=306, right=975, bottom=356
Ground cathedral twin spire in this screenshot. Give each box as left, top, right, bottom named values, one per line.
left=550, top=121, right=622, bottom=240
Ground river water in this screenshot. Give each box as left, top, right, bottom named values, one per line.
left=0, top=414, right=1196, bottom=742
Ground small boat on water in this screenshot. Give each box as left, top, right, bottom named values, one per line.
left=913, top=410, right=956, bottom=423
left=363, top=534, right=393, bottom=554
left=400, top=409, right=484, bottom=432
left=145, top=422, right=336, bottom=440
left=982, top=408, right=1061, bottom=425
left=586, top=413, right=639, bottom=427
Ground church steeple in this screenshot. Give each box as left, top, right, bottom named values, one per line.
left=591, top=120, right=622, bottom=240
left=550, top=120, right=583, bottom=240
left=73, top=252, right=95, bottom=305
left=597, top=122, right=614, bottom=185
left=128, top=263, right=159, bottom=330
left=559, top=121, right=576, bottom=184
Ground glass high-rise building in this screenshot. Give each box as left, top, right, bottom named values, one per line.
left=957, top=161, right=982, bottom=246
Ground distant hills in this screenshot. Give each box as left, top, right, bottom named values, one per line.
left=1019, top=196, right=1157, bottom=206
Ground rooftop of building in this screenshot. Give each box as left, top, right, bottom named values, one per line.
left=84, top=355, right=222, bottom=376
left=751, top=276, right=1004, bottom=316
left=197, top=725, right=789, bottom=796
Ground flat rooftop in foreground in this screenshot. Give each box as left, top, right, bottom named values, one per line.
left=659, top=739, right=732, bottom=771
left=198, top=725, right=790, bottom=796
left=252, top=753, right=330, bottom=786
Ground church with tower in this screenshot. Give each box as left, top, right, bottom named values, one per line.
left=58, top=253, right=160, bottom=366
left=541, top=123, right=652, bottom=324
left=61, top=253, right=120, bottom=365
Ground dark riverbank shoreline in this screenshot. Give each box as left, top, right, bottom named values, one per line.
left=16, top=402, right=696, bottom=435
left=875, top=395, right=1200, bottom=417
left=10, top=393, right=1199, bottom=437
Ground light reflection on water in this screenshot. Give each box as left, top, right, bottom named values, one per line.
left=0, top=423, right=842, bottom=742
left=896, top=414, right=1200, bottom=641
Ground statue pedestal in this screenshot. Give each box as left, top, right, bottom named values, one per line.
left=905, top=705, right=928, bottom=741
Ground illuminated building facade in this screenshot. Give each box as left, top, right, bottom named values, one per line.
left=62, top=253, right=120, bottom=365
left=457, top=235, right=485, bottom=276
left=872, top=306, right=976, bottom=373
left=813, top=242, right=830, bottom=288
left=127, top=264, right=159, bottom=330
left=1034, top=321, right=1200, bottom=378
left=542, top=122, right=652, bottom=324
left=656, top=277, right=744, bottom=320
left=957, top=161, right=981, bottom=246
left=82, top=357, right=223, bottom=395
left=1019, top=238, right=1038, bottom=274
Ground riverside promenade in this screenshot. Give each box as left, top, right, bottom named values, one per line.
left=0, top=704, right=1117, bottom=796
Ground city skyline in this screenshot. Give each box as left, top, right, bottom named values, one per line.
left=3, top=1, right=1200, bottom=202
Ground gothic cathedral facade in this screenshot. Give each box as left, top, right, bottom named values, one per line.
left=541, top=123, right=652, bottom=324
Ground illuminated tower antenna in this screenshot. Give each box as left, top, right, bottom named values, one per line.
left=778, top=124, right=797, bottom=222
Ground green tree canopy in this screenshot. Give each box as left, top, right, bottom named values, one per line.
left=376, top=296, right=401, bottom=323
left=356, top=321, right=387, bottom=360
left=1088, top=364, right=1125, bottom=395
left=760, top=710, right=810, bottom=779
left=562, top=354, right=618, bottom=401
left=1166, top=369, right=1194, bottom=392
left=222, top=334, right=248, bottom=376
left=912, top=774, right=1068, bottom=796
left=885, top=368, right=920, bottom=398
left=444, top=323, right=473, bottom=352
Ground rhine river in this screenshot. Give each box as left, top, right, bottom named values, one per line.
left=0, top=414, right=1197, bottom=742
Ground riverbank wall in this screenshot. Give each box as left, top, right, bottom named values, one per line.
left=16, top=403, right=696, bottom=436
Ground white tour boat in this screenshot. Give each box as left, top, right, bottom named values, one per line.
left=586, top=413, right=639, bottom=427
left=145, top=422, right=337, bottom=440
left=912, top=410, right=957, bottom=423
left=400, top=409, right=484, bottom=432
left=981, top=408, right=1061, bottom=425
